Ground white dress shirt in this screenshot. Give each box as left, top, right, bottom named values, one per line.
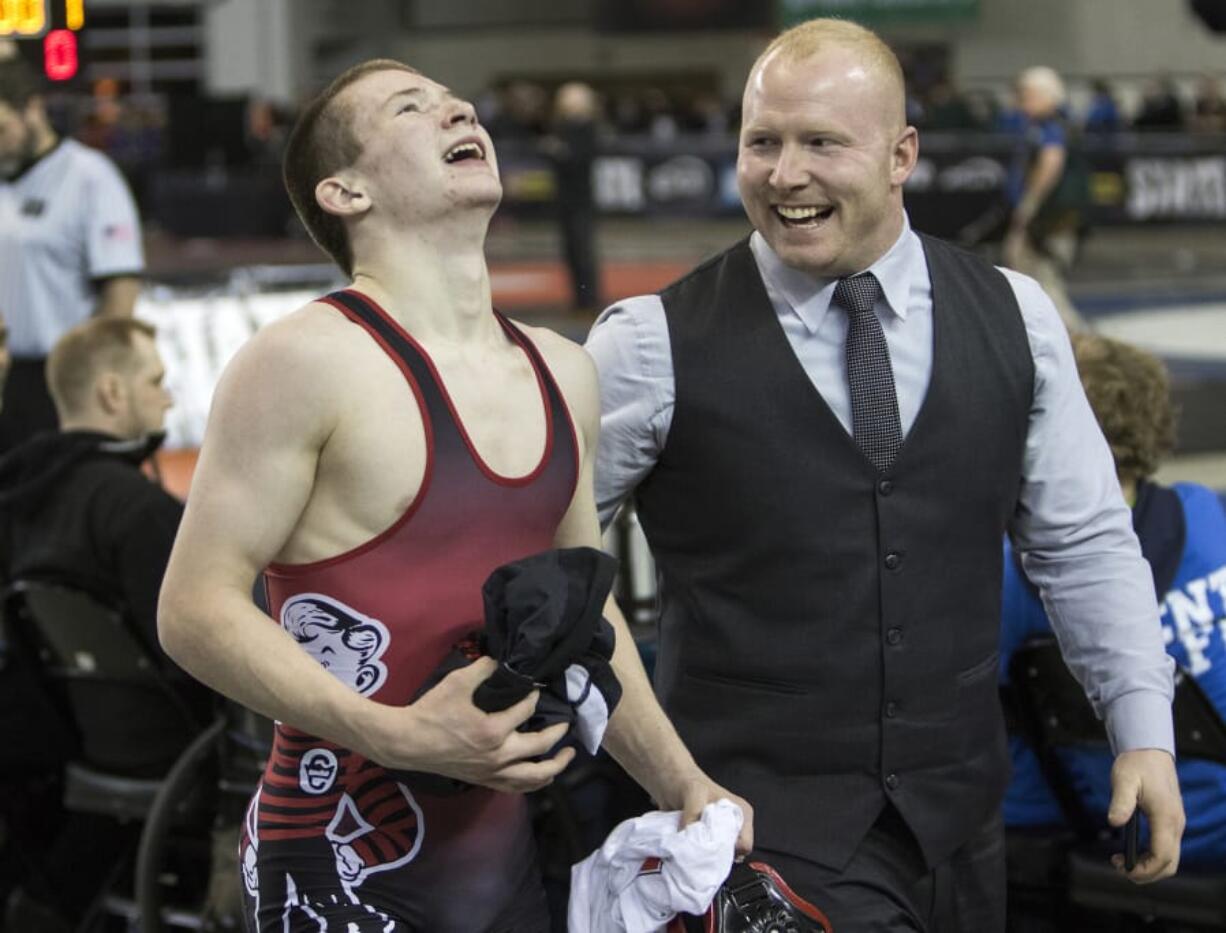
left=585, top=216, right=1175, bottom=757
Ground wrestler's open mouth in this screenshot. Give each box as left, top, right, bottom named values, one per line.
left=443, top=141, right=486, bottom=163
left=774, top=204, right=835, bottom=227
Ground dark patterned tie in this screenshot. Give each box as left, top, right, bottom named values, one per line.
left=832, top=272, right=903, bottom=472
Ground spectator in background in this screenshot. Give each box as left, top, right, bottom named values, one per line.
left=643, top=86, right=679, bottom=141
left=0, top=316, right=211, bottom=932
left=0, top=57, right=144, bottom=453
left=610, top=91, right=648, bottom=135
left=686, top=92, right=731, bottom=136
left=1003, top=65, right=1087, bottom=330
left=1083, top=78, right=1123, bottom=135
left=1002, top=333, right=1226, bottom=869
left=1190, top=73, right=1226, bottom=133
left=1134, top=75, right=1185, bottom=130
left=245, top=97, right=290, bottom=167
left=964, top=88, right=1000, bottom=130
left=921, top=77, right=980, bottom=130
left=543, top=81, right=602, bottom=313
left=485, top=79, right=548, bottom=140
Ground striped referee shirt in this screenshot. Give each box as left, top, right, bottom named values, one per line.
left=0, top=138, right=144, bottom=357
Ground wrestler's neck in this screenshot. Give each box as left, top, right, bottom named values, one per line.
left=349, top=212, right=495, bottom=341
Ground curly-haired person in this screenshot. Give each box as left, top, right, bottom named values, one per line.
left=1001, top=332, right=1226, bottom=867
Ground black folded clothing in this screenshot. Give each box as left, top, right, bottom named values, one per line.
left=395, top=547, right=621, bottom=795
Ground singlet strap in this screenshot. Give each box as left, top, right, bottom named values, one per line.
left=320, top=288, right=456, bottom=442
left=320, top=290, right=577, bottom=489
left=491, top=310, right=575, bottom=441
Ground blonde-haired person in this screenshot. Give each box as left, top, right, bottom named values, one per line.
left=587, top=16, right=1181, bottom=931
left=1002, top=65, right=1087, bottom=330
left=0, top=315, right=209, bottom=931
left=1002, top=333, right=1226, bottom=868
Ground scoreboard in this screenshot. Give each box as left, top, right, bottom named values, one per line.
left=1, top=1, right=86, bottom=80
left=0, top=0, right=84, bottom=36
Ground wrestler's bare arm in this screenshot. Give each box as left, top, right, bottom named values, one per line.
left=533, top=328, right=755, bottom=850
left=158, top=306, right=572, bottom=793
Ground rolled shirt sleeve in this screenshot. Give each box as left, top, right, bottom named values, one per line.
left=1004, top=268, right=1175, bottom=756
left=583, top=295, right=675, bottom=529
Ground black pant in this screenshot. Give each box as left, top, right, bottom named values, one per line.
left=0, top=357, right=58, bottom=454
left=559, top=206, right=599, bottom=311
left=755, top=805, right=1006, bottom=933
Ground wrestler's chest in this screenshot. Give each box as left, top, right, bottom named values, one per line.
left=315, top=346, right=548, bottom=519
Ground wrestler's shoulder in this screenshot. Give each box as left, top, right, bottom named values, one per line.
left=514, top=323, right=597, bottom=395
left=235, top=300, right=368, bottom=370
left=213, top=300, right=368, bottom=418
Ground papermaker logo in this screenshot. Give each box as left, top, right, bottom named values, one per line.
left=281, top=593, right=391, bottom=696
left=299, top=748, right=339, bottom=795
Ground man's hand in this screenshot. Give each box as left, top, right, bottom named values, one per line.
left=371, top=657, right=576, bottom=794
left=1107, top=748, right=1185, bottom=883
left=666, top=773, right=755, bottom=857
left=1002, top=224, right=1028, bottom=269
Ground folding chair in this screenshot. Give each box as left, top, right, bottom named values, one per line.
left=1010, top=636, right=1226, bottom=930
left=4, top=580, right=223, bottom=932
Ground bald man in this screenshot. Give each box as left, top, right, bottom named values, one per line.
left=586, top=18, right=1182, bottom=932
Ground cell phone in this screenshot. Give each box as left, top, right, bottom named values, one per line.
left=1124, top=811, right=1140, bottom=871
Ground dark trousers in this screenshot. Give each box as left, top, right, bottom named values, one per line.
left=0, top=357, right=58, bottom=454
left=559, top=206, right=599, bottom=311
left=755, top=805, right=1006, bottom=933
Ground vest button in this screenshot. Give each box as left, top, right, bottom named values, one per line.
left=878, top=479, right=894, bottom=496
left=885, top=772, right=900, bottom=791
left=886, top=627, right=903, bottom=646
left=885, top=701, right=898, bottom=718
left=884, top=551, right=902, bottom=570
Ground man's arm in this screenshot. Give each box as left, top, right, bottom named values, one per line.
left=1005, top=271, right=1184, bottom=882
left=84, top=156, right=144, bottom=316
left=537, top=330, right=753, bottom=852
left=1012, top=144, right=1066, bottom=232
left=582, top=296, right=674, bottom=529
left=94, top=275, right=142, bottom=318
left=158, top=310, right=571, bottom=793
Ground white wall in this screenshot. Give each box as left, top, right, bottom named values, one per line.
left=202, top=0, right=299, bottom=104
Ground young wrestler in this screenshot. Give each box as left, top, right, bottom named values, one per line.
left=158, top=60, right=748, bottom=932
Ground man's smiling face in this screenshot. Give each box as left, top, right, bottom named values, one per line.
left=736, top=45, right=917, bottom=278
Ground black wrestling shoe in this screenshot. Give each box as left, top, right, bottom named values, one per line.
left=671, top=860, right=833, bottom=933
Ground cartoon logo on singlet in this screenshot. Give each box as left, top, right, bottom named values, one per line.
left=299, top=748, right=339, bottom=795
left=280, top=593, right=391, bottom=696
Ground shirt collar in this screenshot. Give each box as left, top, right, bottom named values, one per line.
left=749, top=215, right=923, bottom=336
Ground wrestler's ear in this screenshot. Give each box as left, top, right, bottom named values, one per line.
left=316, top=171, right=371, bottom=219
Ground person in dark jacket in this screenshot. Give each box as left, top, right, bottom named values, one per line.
left=0, top=315, right=208, bottom=931
left=0, top=317, right=180, bottom=636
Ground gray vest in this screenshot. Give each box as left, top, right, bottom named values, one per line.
left=636, top=235, right=1034, bottom=869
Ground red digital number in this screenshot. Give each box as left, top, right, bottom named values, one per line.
left=44, top=28, right=77, bottom=81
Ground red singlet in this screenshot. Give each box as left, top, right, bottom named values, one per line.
left=239, top=289, right=578, bottom=932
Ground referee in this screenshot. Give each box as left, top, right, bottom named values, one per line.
left=0, top=56, right=144, bottom=452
